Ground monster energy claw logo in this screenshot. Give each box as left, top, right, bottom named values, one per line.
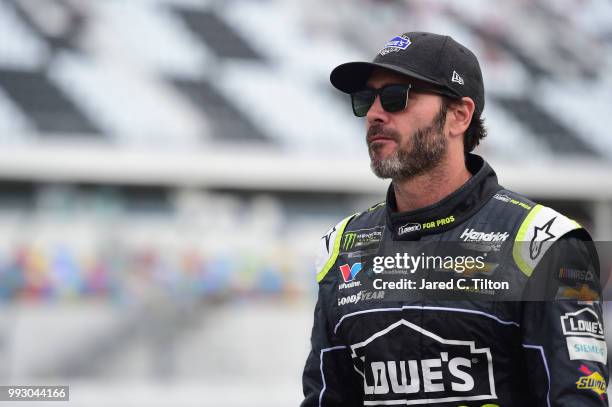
left=343, top=233, right=357, bottom=250
left=341, top=227, right=384, bottom=253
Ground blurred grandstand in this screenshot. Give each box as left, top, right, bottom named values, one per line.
left=0, top=0, right=611, bottom=405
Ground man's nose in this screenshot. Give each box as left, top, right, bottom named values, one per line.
left=366, top=95, right=389, bottom=123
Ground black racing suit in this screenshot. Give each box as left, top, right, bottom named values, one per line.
left=301, top=154, right=608, bottom=406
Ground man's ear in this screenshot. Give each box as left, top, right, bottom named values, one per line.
left=446, top=97, right=475, bottom=137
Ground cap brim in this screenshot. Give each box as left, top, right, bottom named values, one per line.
left=330, top=61, right=442, bottom=93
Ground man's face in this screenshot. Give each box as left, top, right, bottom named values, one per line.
left=364, top=69, right=448, bottom=181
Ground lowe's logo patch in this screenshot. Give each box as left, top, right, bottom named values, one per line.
left=398, top=223, right=421, bottom=236
left=340, top=263, right=363, bottom=283
left=561, top=308, right=604, bottom=339
left=380, top=35, right=411, bottom=56
left=350, top=319, right=497, bottom=404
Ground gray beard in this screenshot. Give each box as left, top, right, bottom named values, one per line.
left=368, top=108, right=447, bottom=182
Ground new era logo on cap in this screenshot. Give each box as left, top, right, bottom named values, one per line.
left=452, top=71, right=464, bottom=85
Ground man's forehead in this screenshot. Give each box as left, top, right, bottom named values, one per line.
left=366, top=68, right=431, bottom=88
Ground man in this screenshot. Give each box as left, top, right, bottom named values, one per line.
left=301, top=32, right=608, bottom=406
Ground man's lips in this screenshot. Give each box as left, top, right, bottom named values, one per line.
left=367, top=125, right=399, bottom=146
left=368, top=135, right=396, bottom=144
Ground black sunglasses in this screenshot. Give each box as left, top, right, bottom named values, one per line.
left=351, top=84, right=411, bottom=117
left=350, top=84, right=457, bottom=117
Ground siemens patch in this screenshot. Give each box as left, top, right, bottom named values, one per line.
left=566, top=337, right=607, bottom=364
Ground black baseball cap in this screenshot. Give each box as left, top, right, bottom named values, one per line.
left=330, top=32, right=485, bottom=117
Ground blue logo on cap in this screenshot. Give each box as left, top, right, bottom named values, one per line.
left=380, top=35, right=411, bottom=55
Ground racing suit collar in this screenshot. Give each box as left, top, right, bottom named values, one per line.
left=386, top=153, right=502, bottom=240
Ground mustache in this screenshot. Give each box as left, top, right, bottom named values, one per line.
left=367, top=124, right=400, bottom=143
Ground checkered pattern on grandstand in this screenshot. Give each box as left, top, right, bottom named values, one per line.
left=0, top=0, right=611, bottom=159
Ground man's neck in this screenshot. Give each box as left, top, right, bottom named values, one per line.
left=392, top=159, right=472, bottom=213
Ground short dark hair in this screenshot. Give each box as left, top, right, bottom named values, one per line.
left=442, top=97, right=487, bottom=153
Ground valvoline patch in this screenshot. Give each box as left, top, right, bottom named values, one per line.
left=340, top=263, right=362, bottom=282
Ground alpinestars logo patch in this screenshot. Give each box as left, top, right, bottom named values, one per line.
left=529, top=217, right=556, bottom=259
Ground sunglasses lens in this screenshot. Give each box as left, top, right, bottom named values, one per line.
left=380, top=85, right=408, bottom=113
left=351, top=90, right=375, bottom=117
